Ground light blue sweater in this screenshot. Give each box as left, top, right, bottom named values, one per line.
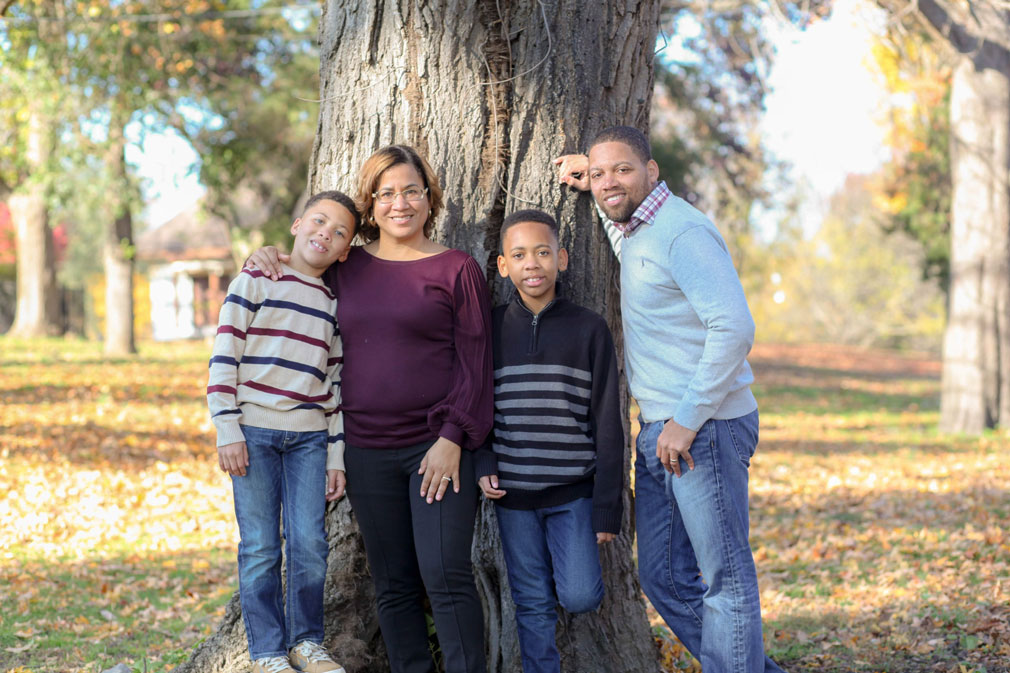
left=600, top=189, right=757, bottom=430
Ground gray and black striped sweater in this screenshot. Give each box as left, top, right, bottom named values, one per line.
left=474, top=297, right=624, bottom=534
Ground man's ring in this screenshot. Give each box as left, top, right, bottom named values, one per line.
left=441, top=476, right=452, bottom=482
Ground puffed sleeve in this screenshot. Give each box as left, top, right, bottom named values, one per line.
left=427, top=254, right=494, bottom=450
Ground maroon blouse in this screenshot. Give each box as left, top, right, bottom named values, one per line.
left=324, top=246, right=493, bottom=450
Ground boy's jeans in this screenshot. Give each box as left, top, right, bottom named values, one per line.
left=495, top=497, right=604, bottom=673
left=635, top=410, right=784, bottom=673
left=232, top=425, right=329, bottom=660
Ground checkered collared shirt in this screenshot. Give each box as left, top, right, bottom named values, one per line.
left=613, top=181, right=672, bottom=236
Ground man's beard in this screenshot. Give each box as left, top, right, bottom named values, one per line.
left=599, top=199, right=637, bottom=224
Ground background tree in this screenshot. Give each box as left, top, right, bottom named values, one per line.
left=178, top=1, right=662, bottom=672
left=653, top=2, right=779, bottom=271
left=1, top=0, right=319, bottom=353
left=185, top=39, right=320, bottom=265
left=650, top=0, right=835, bottom=291
left=0, top=2, right=66, bottom=337
left=874, top=0, right=1010, bottom=433
left=869, top=33, right=952, bottom=294
left=755, top=174, right=945, bottom=349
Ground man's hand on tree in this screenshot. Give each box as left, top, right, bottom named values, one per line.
left=554, top=154, right=590, bottom=191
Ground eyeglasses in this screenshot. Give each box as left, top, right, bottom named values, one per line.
left=372, top=187, right=429, bottom=205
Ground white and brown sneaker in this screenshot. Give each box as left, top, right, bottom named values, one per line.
left=288, top=641, right=346, bottom=673
left=251, top=656, right=296, bottom=673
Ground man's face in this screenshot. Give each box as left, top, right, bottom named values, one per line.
left=587, top=141, right=659, bottom=223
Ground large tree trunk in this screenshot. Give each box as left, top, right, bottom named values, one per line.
left=7, top=108, right=61, bottom=338
left=102, top=114, right=136, bottom=356
left=920, top=0, right=1010, bottom=433
left=179, top=2, right=661, bottom=671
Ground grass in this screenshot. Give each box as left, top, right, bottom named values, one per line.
left=2, top=338, right=1009, bottom=672
left=1, top=338, right=235, bottom=673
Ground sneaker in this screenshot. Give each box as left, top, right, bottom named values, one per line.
left=252, top=657, right=296, bottom=673
left=289, top=640, right=346, bottom=673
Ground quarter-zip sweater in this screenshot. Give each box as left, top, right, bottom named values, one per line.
left=475, top=296, right=624, bottom=534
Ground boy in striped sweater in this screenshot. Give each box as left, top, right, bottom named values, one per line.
left=207, top=191, right=357, bottom=673
left=475, top=209, right=624, bottom=673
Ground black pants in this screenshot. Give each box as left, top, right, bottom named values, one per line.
left=345, top=441, right=485, bottom=673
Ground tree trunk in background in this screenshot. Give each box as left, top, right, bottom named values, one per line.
left=178, top=2, right=661, bottom=671
left=7, top=108, right=61, bottom=338
left=917, top=0, right=1010, bottom=433
left=940, top=59, right=1010, bottom=432
left=102, top=114, right=136, bottom=356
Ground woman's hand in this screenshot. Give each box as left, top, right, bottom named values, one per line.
left=418, top=437, right=461, bottom=504
left=326, top=469, right=346, bottom=501
left=245, top=246, right=289, bottom=280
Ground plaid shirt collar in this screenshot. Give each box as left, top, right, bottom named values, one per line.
left=612, top=181, right=672, bottom=235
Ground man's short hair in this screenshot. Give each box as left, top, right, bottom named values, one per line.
left=590, top=125, right=652, bottom=164
left=499, top=209, right=559, bottom=252
left=303, top=190, right=361, bottom=237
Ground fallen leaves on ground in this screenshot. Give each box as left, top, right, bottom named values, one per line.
left=1, top=339, right=236, bottom=673
left=1, top=339, right=1008, bottom=673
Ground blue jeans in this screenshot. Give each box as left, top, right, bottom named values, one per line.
left=635, top=410, right=784, bottom=673
left=232, top=425, right=329, bottom=660
left=496, top=497, right=604, bottom=673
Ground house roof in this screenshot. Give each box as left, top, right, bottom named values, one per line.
left=136, top=203, right=233, bottom=263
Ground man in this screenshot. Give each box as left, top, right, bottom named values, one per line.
left=555, top=126, right=785, bottom=673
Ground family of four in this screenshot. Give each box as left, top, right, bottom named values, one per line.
left=206, top=127, right=785, bottom=673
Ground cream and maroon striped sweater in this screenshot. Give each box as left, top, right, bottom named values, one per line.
left=207, top=265, right=345, bottom=470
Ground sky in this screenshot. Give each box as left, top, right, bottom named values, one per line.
left=759, top=0, right=890, bottom=232
left=136, top=0, right=890, bottom=231
left=130, top=124, right=205, bottom=229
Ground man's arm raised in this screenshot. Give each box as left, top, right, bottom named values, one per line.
left=553, top=154, right=589, bottom=190
left=553, top=153, right=622, bottom=261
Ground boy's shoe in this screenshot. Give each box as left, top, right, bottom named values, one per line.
left=289, top=640, right=346, bottom=673
left=252, top=657, right=296, bottom=673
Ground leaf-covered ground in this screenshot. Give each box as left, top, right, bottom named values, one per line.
left=1, top=339, right=1008, bottom=673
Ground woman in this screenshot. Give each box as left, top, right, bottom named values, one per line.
left=248, top=145, right=492, bottom=673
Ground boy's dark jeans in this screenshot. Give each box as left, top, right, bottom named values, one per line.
left=345, top=441, right=485, bottom=673
left=495, top=497, right=604, bottom=673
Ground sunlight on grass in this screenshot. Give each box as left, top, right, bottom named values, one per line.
left=1, top=338, right=236, bottom=673
left=747, top=344, right=1010, bottom=672
left=2, top=338, right=1009, bottom=672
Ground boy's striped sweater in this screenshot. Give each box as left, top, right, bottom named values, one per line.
left=207, top=265, right=345, bottom=470
left=474, top=296, right=624, bottom=534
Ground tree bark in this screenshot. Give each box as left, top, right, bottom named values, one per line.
left=102, top=113, right=137, bottom=356
left=7, top=107, right=61, bottom=338
left=919, top=0, right=1010, bottom=433
left=180, top=2, right=662, bottom=671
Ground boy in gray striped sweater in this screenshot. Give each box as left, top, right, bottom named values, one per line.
left=207, top=191, right=356, bottom=673
left=476, top=209, right=624, bottom=673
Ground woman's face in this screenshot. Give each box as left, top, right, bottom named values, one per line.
left=371, top=162, right=430, bottom=245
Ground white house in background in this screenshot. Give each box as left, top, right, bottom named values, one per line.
left=136, top=203, right=235, bottom=341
